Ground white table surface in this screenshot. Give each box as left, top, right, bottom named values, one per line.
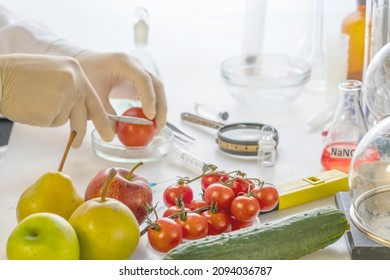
left=0, top=0, right=357, bottom=260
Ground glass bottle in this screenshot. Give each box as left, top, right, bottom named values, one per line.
left=320, top=80, right=368, bottom=173
left=257, top=125, right=277, bottom=167
left=130, top=7, right=161, bottom=79
left=341, top=0, right=366, bottom=81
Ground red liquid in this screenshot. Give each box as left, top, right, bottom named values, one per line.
left=321, top=142, right=380, bottom=173
left=321, top=142, right=358, bottom=173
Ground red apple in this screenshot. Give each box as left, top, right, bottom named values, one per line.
left=84, top=163, right=152, bottom=225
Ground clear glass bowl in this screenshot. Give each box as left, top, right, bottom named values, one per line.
left=91, top=126, right=174, bottom=163
left=220, top=54, right=311, bottom=107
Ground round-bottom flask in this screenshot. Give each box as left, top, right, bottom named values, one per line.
left=349, top=41, right=390, bottom=246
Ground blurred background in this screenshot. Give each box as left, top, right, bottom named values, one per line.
left=0, top=0, right=354, bottom=68
left=0, top=0, right=357, bottom=159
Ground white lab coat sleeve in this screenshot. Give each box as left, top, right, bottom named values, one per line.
left=0, top=4, right=85, bottom=57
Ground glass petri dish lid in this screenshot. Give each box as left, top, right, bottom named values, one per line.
left=91, top=126, right=174, bottom=163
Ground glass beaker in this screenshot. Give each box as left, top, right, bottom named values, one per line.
left=320, top=80, right=368, bottom=173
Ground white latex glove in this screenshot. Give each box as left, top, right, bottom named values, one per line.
left=74, top=51, right=167, bottom=133
left=0, top=54, right=115, bottom=148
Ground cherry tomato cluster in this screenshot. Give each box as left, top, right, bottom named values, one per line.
left=145, top=166, right=279, bottom=254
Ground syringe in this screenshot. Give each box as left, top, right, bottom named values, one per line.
left=150, top=148, right=208, bottom=188
left=169, top=148, right=209, bottom=173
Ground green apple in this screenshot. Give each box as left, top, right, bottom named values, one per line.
left=6, top=212, right=80, bottom=260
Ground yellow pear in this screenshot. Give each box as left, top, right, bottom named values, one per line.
left=69, top=169, right=140, bottom=260
left=16, top=131, right=84, bottom=222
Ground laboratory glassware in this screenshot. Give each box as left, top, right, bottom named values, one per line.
left=220, top=54, right=311, bottom=108
left=130, top=7, right=161, bottom=78
left=364, top=42, right=390, bottom=122
left=320, top=80, right=368, bottom=173
left=342, top=0, right=366, bottom=81
left=257, top=125, right=277, bottom=167
left=363, top=0, right=390, bottom=79
left=348, top=117, right=390, bottom=246
left=325, top=33, right=350, bottom=101
left=348, top=37, right=390, bottom=247
left=242, top=0, right=267, bottom=63
left=306, top=34, right=350, bottom=131
left=302, top=0, right=326, bottom=92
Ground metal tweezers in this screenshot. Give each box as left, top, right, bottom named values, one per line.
left=166, top=122, right=195, bottom=141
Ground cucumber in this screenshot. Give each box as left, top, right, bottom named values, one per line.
left=163, top=207, right=348, bottom=260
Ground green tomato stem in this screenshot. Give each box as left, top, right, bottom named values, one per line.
left=139, top=205, right=211, bottom=237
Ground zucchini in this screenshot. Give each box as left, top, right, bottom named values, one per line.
left=163, top=207, right=348, bottom=260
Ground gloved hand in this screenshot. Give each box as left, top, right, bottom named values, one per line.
left=0, top=53, right=115, bottom=148
left=74, top=51, right=167, bottom=133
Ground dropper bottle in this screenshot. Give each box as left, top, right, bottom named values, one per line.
left=130, top=7, right=161, bottom=78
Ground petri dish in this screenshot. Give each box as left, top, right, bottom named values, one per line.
left=91, top=126, right=174, bottom=163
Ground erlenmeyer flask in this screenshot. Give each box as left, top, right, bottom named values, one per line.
left=321, top=80, right=368, bottom=173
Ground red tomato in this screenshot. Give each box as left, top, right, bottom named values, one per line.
left=202, top=210, right=232, bottom=235
left=162, top=205, right=190, bottom=218
left=116, top=107, right=156, bottom=147
left=175, top=212, right=208, bottom=240
left=147, top=217, right=183, bottom=253
left=163, top=182, right=194, bottom=207
left=230, top=177, right=254, bottom=197
left=231, top=216, right=255, bottom=231
left=201, top=171, right=229, bottom=191
left=188, top=199, right=209, bottom=211
left=203, top=183, right=235, bottom=211
left=230, top=195, right=260, bottom=222
left=252, top=184, right=279, bottom=212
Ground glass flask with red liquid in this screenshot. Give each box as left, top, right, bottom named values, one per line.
left=321, top=80, right=368, bottom=173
